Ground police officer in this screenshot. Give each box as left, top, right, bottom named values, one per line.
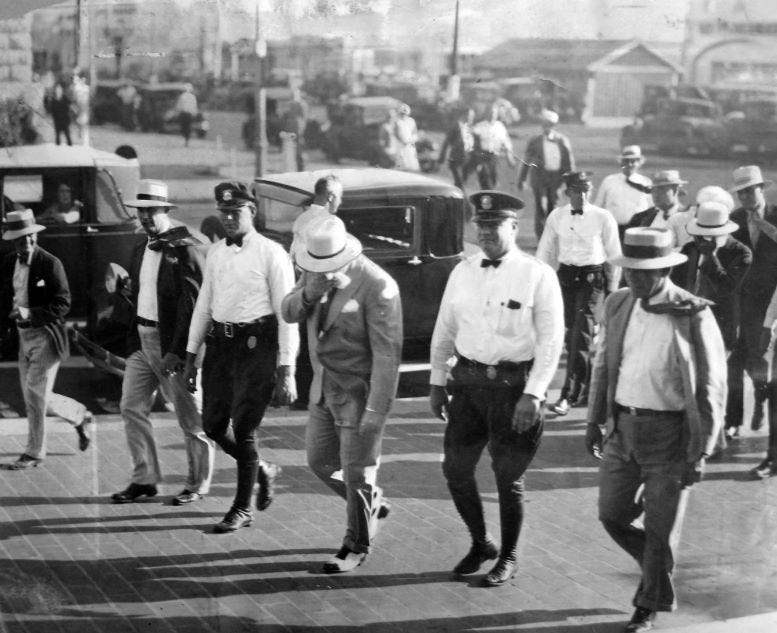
left=429, top=191, right=564, bottom=586
left=182, top=182, right=299, bottom=533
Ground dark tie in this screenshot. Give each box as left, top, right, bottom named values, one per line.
left=571, top=208, right=583, bottom=216
left=226, top=235, right=243, bottom=247
left=480, top=258, right=501, bottom=268
left=147, top=238, right=163, bottom=251
left=318, top=287, right=337, bottom=333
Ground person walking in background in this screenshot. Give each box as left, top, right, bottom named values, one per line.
left=175, top=83, right=198, bottom=147
left=111, top=180, right=215, bottom=505
left=377, top=109, right=398, bottom=168
left=536, top=171, right=621, bottom=416
left=182, top=182, right=297, bottom=533
left=393, top=104, right=420, bottom=171
left=472, top=103, right=516, bottom=190
left=727, top=165, right=777, bottom=439
left=586, top=227, right=726, bottom=633
left=594, top=145, right=652, bottom=241
left=517, top=109, right=574, bottom=241
left=71, top=72, right=90, bottom=146
left=0, top=210, right=92, bottom=469
left=438, top=108, right=475, bottom=189
left=430, top=191, right=564, bottom=587
left=48, top=82, right=72, bottom=146
left=282, top=215, right=402, bottom=574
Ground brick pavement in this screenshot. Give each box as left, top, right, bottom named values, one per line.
left=1, top=389, right=776, bottom=633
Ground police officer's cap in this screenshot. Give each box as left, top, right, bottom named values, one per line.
left=562, top=171, right=594, bottom=191
left=214, top=181, right=256, bottom=209
left=469, top=190, right=524, bottom=223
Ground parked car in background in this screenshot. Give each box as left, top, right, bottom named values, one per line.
left=199, top=168, right=466, bottom=358
left=726, top=97, right=777, bottom=155
left=0, top=144, right=142, bottom=348
left=137, top=83, right=209, bottom=137
left=91, top=79, right=129, bottom=126
left=620, top=97, right=729, bottom=157
left=706, top=82, right=777, bottom=116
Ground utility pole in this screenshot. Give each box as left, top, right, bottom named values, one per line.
left=447, top=0, right=461, bottom=102
left=254, top=2, right=267, bottom=178
left=74, top=0, right=81, bottom=67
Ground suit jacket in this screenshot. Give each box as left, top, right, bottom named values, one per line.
left=625, top=206, right=664, bottom=230
left=0, top=246, right=70, bottom=358
left=587, top=285, right=726, bottom=460
left=730, top=204, right=777, bottom=310
left=127, top=237, right=203, bottom=359
left=281, top=255, right=403, bottom=417
left=438, top=122, right=472, bottom=165
left=671, top=237, right=752, bottom=349
left=518, top=132, right=574, bottom=189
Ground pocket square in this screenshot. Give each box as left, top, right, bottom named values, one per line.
left=36, top=279, right=46, bottom=287
left=506, top=299, right=521, bottom=310
left=342, top=299, right=360, bottom=313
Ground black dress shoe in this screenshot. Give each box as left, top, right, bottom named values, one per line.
left=213, top=507, right=253, bottom=533
left=751, top=458, right=776, bottom=480
left=624, top=606, right=655, bottom=632
left=172, top=490, right=203, bottom=505
left=256, top=461, right=281, bottom=511
left=7, top=453, right=43, bottom=470
left=75, top=412, right=93, bottom=451
left=452, top=540, right=499, bottom=575
left=481, top=558, right=517, bottom=587
left=111, top=483, right=158, bottom=504
left=751, top=404, right=765, bottom=431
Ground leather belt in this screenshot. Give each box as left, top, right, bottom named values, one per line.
left=558, top=263, right=604, bottom=274
left=136, top=317, right=158, bottom=328
left=211, top=315, right=275, bottom=339
left=456, top=353, right=532, bottom=379
left=615, top=403, right=684, bottom=418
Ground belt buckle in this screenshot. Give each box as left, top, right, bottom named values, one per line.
left=486, top=365, right=497, bottom=380
left=224, top=322, right=234, bottom=338
left=628, top=406, right=637, bottom=416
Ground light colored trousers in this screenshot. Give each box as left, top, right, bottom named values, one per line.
left=120, top=325, right=214, bottom=494
left=306, top=372, right=385, bottom=555
left=18, top=326, right=84, bottom=459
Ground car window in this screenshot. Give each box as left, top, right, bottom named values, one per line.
left=259, top=196, right=301, bottom=234
left=339, top=206, right=414, bottom=252
left=96, top=170, right=132, bottom=223
left=2, top=172, right=86, bottom=223
left=3, top=174, right=43, bottom=206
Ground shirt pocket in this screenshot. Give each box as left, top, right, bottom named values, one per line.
left=496, top=292, right=532, bottom=337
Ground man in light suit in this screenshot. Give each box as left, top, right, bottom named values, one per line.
left=586, top=227, right=726, bottom=632
left=282, top=215, right=402, bottom=574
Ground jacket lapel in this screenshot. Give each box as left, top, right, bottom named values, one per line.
left=321, top=260, right=366, bottom=333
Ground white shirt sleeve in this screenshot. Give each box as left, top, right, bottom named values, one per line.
left=535, top=211, right=559, bottom=269
left=524, top=264, right=565, bottom=398
left=593, top=175, right=609, bottom=208
left=764, top=286, right=777, bottom=329
left=429, top=264, right=462, bottom=386
left=186, top=248, right=216, bottom=354
left=267, top=246, right=300, bottom=366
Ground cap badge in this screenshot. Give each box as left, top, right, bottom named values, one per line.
left=480, top=195, right=492, bottom=210
left=222, top=190, right=232, bottom=202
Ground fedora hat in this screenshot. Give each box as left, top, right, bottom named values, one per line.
left=539, top=109, right=559, bottom=125
left=651, top=170, right=687, bottom=187
left=686, top=201, right=738, bottom=237
left=2, top=209, right=46, bottom=241
left=731, top=165, right=772, bottom=192
left=124, top=179, right=176, bottom=208
left=295, top=216, right=362, bottom=273
left=619, top=145, right=644, bottom=161
left=695, top=185, right=734, bottom=212
left=610, top=227, right=687, bottom=270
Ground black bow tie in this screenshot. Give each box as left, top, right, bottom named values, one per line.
left=481, top=258, right=501, bottom=268
left=147, top=238, right=163, bottom=251
left=226, top=235, right=243, bottom=247
left=571, top=208, right=583, bottom=216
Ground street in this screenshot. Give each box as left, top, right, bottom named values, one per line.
left=0, top=115, right=776, bottom=632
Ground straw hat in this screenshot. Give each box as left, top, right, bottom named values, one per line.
left=539, top=109, right=559, bottom=125
left=295, top=216, right=362, bottom=273
left=686, top=201, right=738, bottom=237
left=2, top=209, right=46, bottom=241
left=619, top=145, right=644, bottom=162
left=124, top=179, right=176, bottom=208
left=731, top=165, right=771, bottom=192
left=609, top=227, right=687, bottom=269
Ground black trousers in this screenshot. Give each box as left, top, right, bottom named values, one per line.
left=179, top=112, right=193, bottom=144
left=54, top=122, right=72, bottom=146
left=448, top=160, right=468, bottom=189
left=532, top=172, right=563, bottom=240
left=201, top=318, right=278, bottom=512
left=469, top=151, right=499, bottom=189
left=443, top=364, right=542, bottom=563
left=557, top=264, right=604, bottom=401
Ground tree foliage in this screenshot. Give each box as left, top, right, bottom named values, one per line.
left=0, top=98, right=39, bottom=147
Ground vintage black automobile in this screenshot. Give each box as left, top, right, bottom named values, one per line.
left=201, top=168, right=466, bottom=358
left=0, top=144, right=142, bottom=337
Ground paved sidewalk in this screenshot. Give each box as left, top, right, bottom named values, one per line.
left=1, top=391, right=776, bottom=633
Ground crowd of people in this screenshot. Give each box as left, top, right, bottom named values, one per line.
left=2, top=100, right=776, bottom=633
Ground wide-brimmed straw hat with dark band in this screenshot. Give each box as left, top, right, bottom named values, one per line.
left=124, top=179, right=177, bottom=208
left=609, top=227, right=687, bottom=269
left=295, top=216, right=362, bottom=273
left=2, top=209, right=46, bottom=241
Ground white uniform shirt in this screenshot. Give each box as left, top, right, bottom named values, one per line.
left=430, top=248, right=564, bottom=398
left=290, top=204, right=330, bottom=262
left=136, top=245, right=162, bottom=322
left=614, top=282, right=685, bottom=410
left=186, top=229, right=299, bottom=365
left=472, top=120, right=513, bottom=155
left=594, top=172, right=652, bottom=226
left=535, top=202, right=621, bottom=269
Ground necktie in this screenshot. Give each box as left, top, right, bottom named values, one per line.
left=226, top=235, right=243, bottom=247
left=625, top=176, right=652, bottom=194
left=318, top=287, right=337, bottom=333
left=147, top=238, right=163, bottom=251
left=480, top=258, right=501, bottom=268
left=571, top=208, right=583, bottom=216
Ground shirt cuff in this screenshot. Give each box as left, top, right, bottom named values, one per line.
left=523, top=379, right=546, bottom=401
left=430, top=368, right=448, bottom=386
